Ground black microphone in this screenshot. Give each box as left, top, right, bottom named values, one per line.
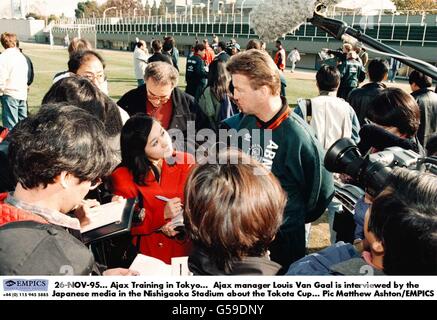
left=250, top=0, right=437, bottom=80
left=357, top=124, right=419, bottom=155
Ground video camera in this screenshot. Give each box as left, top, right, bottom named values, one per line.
left=225, top=41, right=240, bottom=56
left=324, top=138, right=437, bottom=243
left=325, top=138, right=437, bottom=197
left=324, top=138, right=437, bottom=197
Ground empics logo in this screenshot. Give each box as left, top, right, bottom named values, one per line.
left=4, top=280, right=16, bottom=287
left=3, top=279, right=49, bottom=292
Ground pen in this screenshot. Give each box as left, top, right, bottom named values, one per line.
left=156, top=195, right=171, bottom=202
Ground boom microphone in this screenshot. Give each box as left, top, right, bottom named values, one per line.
left=357, top=124, right=421, bottom=155
left=251, top=0, right=340, bottom=42
left=250, top=0, right=437, bottom=80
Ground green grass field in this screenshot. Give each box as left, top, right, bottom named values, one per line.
left=1, top=42, right=319, bottom=123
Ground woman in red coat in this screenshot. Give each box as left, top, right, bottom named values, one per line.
left=110, top=114, right=193, bottom=264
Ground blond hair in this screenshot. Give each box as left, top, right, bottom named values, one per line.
left=1, top=33, right=17, bottom=49
left=226, top=49, right=281, bottom=96
left=68, top=37, right=92, bottom=58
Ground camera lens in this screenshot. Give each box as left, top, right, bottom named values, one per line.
left=325, top=138, right=392, bottom=197
left=325, top=138, right=364, bottom=177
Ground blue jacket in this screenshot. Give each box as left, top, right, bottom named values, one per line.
left=286, top=242, right=360, bottom=275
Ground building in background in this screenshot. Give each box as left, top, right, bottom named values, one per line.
left=10, top=0, right=29, bottom=19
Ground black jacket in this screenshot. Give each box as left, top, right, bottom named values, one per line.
left=411, top=88, right=437, bottom=146
left=117, top=85, right=211, bottom=151
left=147, top=52, right=173, bottom=65
left=185, top=54, right=208, bottom=101
left=214, top=51, right=230, bottom=63
left=347, top=82, right=386, bottom=125
left=188, top=248, right=281, bottom=275
left=23, top=53, right=34, bottom=86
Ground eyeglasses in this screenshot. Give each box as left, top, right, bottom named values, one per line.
left=147, top=88, right=171, bottom=103
left=80, top=72, right=107, bottom=84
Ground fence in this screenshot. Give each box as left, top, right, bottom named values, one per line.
left=51, top=10, right=437, bottom=48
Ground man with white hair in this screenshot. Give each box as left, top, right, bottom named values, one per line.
left=118, top=62, right=211, bottom=151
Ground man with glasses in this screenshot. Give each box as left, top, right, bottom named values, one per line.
left=68, top=50, right=107, bottom=92
left=68, top=50, right=130, bottom=124
left=0, top=104, right=135, bottom=275
left=118, top=61, right=210, bottom=151
left=0, top=104, right=112, bottom=231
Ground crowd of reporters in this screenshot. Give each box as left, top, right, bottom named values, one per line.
left=0, top=31, right=436, bottom=276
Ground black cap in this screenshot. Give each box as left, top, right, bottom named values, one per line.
left=0, top=221, right=94, bottom=275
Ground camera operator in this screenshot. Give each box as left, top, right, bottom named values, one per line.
left=338, top=88, right=425, bottom=241
left=359, top=87, right=425, bottom=156
left=324, top=44, right=366, bottom=100
left=426, top=133, right=437, bottom=156
left=287, top=167, right=437, bottom=275
left=334, top=88, right=425, bottom=243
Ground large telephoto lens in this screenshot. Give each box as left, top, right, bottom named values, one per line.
left=324, top=138, right=365, bottom=177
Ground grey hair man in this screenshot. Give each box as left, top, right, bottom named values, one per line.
left=117, top=62, right=211, bottom=151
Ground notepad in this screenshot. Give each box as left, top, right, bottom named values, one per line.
left=155, top=195, right=184, bottom=228
left=129, top=254, right=190, bottom=276
left=167, top=212, right=184, bottom=228
left=81, top=199, right=127, bottom=233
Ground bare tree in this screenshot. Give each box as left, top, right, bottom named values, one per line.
left=102, top=0, right=145, bottom=17
left=393, top=0, right=437, bottom=12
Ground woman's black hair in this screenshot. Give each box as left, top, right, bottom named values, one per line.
left=120, top=114, right=160, bottom=185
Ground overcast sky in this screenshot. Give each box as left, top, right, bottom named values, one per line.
left=1, top=1, right=157, bottom=18
left=29, top=0, right=107, bottom=17
left=0, top=1, right=175, bottom=18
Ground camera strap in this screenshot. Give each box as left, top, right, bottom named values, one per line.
left=305, top=99, right=312, bottom=124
